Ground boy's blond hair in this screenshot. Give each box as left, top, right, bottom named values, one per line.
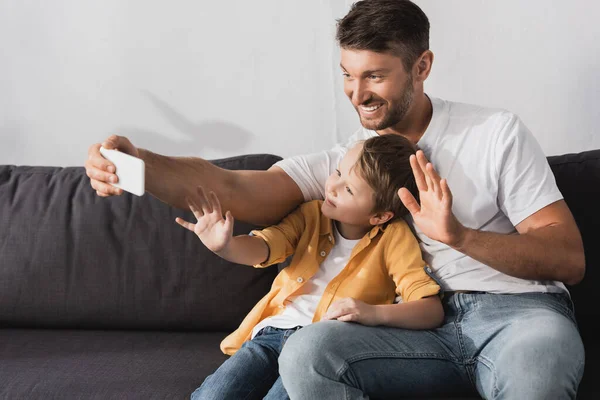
left=354, top=134, right=419, bottom=222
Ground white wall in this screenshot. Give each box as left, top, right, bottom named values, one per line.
left=1, top=0, right=598, bottom=167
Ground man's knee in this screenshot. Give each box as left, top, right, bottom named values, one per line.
left=479, top=317, right=585, bottom=398
left=279, top=321, right=347, bottom=377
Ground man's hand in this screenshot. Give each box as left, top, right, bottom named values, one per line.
left=398, top=150, right=467, bottom=248
left=85, top=135, right=140, bottom=197
left=321, top=298, right=380, bottom=326
left=175, top=186, right=234, bottom=254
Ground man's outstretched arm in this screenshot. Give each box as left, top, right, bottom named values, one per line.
left=85, top=135, right=304, bottom=226
left=398, top=151, right=585, bottom=286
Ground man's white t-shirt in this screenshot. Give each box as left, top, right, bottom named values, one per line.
left=275, top=96, right=567, bottom=294
left=251, top=223, right=360, bottom=338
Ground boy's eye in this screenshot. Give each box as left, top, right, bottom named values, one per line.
left=346, top=187, right=353, bottom=195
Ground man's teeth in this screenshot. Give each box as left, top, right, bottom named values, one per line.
left=361, top=104, right=382, bottom=111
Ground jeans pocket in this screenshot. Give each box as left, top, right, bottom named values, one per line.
left=546, top=293, right=577, bottom=324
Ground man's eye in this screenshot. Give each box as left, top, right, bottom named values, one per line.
left=369, top=75, right=381, bottom=80
left=346, top=187, right=353, bottom=195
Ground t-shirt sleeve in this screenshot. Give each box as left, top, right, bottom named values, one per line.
left=250, top=204, right=307, bottom=268
left=494, top=113, right=564, bottom=226
left=273, top=129, right=366, bottom=201
left=384, top=222, right=441, bottom=302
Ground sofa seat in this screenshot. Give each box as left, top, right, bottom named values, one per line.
left=0, top=329, right=227, bottom=399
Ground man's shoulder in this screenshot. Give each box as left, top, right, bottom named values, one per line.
left=434, top=96, right=519, bottom=127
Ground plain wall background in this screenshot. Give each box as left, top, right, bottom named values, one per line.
left=1, top=0, right=598, bottom=166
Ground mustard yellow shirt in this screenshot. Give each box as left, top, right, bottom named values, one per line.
left=220, top=200, right=440, bottom=355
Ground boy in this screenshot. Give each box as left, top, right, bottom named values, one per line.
left=176, top=135, right=443, bottom=399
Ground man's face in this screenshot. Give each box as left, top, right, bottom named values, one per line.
left=321, top=142, right=377, bottom=227
left=340, top=48, right=414, bottom=132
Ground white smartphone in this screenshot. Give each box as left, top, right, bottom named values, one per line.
left=99, top=147, right=145, bottom=196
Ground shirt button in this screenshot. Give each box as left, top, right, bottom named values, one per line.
left=328, top=235, right=332, bottom=242
left=320, top=251, right=326, bottom=257
left=296, top=277, right=304, bottom=283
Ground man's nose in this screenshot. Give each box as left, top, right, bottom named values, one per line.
left=352, top=80, right=371, bottom=106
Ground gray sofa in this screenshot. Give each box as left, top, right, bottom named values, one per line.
left=0, top=150, right=598, bottom=399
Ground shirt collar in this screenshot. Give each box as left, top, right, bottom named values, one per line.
left=318, top=208, right=385, bottom=241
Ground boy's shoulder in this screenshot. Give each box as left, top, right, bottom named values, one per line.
left=298, top=199, right=324, bottom=214
left=282, top=199, right=326, bottom=226
left=379, top=218, right=415, bottom=240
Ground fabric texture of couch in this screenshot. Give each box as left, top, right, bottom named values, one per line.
left=0, top=150, right=598, bottom=399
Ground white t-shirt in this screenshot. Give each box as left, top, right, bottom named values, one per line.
left=251, top=223, right=360, bottom=338
left=275, top=96, right=567, bottom=294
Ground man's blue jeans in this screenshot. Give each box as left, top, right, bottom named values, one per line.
left=190, top=326, right=300, bottom=400
left=279, top=292, right=584, bottom=399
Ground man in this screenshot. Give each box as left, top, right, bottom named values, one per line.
left=85, top=0, right=585, bottom=398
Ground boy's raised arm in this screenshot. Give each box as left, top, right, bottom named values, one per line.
left=175, top=186, right=270, bottom=266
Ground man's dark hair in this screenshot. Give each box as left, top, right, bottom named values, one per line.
left=354, top=134, right=418, bottom=222
left=336, top=0, right=430, bottom=72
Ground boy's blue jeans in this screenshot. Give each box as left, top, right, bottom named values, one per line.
left=190, top=325, right=301, bottom=400
left=279, top=292, right=584, bottom=399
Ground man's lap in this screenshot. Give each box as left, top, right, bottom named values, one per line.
left=279, top=292, right=584, bottom=398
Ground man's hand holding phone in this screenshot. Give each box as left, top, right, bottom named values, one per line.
left=86, top=135, right=144, bottom=197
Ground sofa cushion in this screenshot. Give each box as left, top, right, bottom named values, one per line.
left=0, top=154, right=282, bottom=331
left=0, top=328, right=227, bottom=399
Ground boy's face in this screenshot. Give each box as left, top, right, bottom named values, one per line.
left=321, top=143, right=380, bottom=227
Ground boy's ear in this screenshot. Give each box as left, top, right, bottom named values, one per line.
left=370, top=211, right=394, bottom=226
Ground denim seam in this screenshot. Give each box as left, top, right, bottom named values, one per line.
left=453, top=294, right=478, bottom=389
left=475, top=354, right=499, bottom=399
left=344, top=351, right=461, bottom=364
left=334, top=361, right=354, bottom=400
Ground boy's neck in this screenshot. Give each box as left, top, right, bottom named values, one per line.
left=334, top=220, right=373, bottom=240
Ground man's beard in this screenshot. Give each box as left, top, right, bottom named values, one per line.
left=358, top=75, right=414, bottom=131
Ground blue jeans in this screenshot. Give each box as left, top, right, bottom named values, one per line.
left=279, top=292, right=584, bottom=399
left=191, top=326, right=301, bottom=400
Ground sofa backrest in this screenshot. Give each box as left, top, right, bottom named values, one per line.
left=0, top=154, right=282, bottom=331
left=1, top=150, right=598, bottom=332
left=547, top=149, right=600, bottom=323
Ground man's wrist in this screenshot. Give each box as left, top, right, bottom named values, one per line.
left=451, top=226, right=474, bottom=252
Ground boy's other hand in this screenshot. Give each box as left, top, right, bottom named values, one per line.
left=85, top=135, right=140, bottom=197
left=321, top=297, right=380, bottom=326
left=176, top=186, right=234, bottom=253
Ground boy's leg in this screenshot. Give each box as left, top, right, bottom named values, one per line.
left=191, top=326, right=283, bottom=400
left=279, top=319, right=475, bottom=399
left=463, top=293, right=584, bottom=400
left=264, top=376, right=288, bottom=400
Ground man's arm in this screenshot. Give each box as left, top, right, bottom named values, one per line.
left=398, top=151, right=585, bottom=286
left=453, top=200, right=585, bottom=285
left=86, top=135, right=304, bottom=226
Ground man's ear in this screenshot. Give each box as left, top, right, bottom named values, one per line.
left=370, top=211, right=394, bottom=226
left=414, top=50, right=434, bottom=82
